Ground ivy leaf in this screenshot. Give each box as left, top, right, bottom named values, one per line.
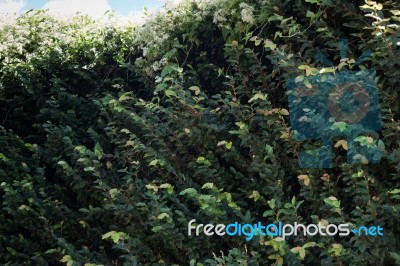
left=324, top=196, right=340, bottom=208
left=179, top=188, right=197, bottom=197
left=157, top=213, right=169, bottom=219
left=249, top=190, right=261, bottom=202
left=165, top=89, right=177, bottom=97
left=331, top=122, right=347, bottom=132
left=264, top=39, right=276, bottom=50
left=94, top=143, right=103, bottom=159
left=298, top=175, right=310, bottom=186
left=202, top=183, right=214, bottom=189
left=334, top=140, right=348, bottom=150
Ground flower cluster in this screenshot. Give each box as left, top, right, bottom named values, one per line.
left=0, top=0, right=259, bottom=83
left=239, top=2, right=255, bottom=23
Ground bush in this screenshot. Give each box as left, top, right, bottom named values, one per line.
left=1, top=0, right=400, bottom=265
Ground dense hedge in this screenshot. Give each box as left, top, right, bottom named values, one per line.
left=1, top=0, right=400, bottom=265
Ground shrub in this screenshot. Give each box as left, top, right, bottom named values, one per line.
left=1, top=0, right=400, bottom=265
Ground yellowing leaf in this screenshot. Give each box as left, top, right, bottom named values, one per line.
left=124, top=140, right=135, bottom=147
left=226, top=141, right=233, bottom=150
left=202, top=183, right=214, bottom=189
left=217, top=140, right=227, bottom=147
left=249, top=190, right=261, bottom=202
left=298, top=65, right=310, bottom=70
left=334, top=140, right=348, bottom=150
left=304, top=78, right=313, bottom=89
left=79, top=220, right=88, bottom=228
left=280, top=130, right=290, bottom=139
left=268, top=255, right=283, bottom=265
left=320, top=174, right=330, bottom=182
left=298, top=175, right=310, bottom=186
left=119, top=94, right=132, bottom=102
left=264, top=39, right=276, bottom=49
left=248, top=92, right=267, bottom=103
left=279, top=108, right=289, bottom=115
left=189, top=86, right=200, bottom=95
left=157, top=213, right=169, bottom=219
left=60, top=255, right=73, bottom=266
left=390, top=10, right=400, bottom=16
left=366, top=136, right=374, bottom=143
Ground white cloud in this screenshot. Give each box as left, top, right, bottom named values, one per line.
left=42, top=0, right=111, bottom=19
left=0, top=0, right=25, bottom=14
left=123, top=9, right=157, bottom=26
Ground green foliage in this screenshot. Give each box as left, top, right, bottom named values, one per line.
left=1, top=0, right=400, bottom=265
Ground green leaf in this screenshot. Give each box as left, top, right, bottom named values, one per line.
left=0, top=153, right=8, bottom=161
left=265, top=144, right=273, bottom=155
left=331, top=122, right=347, bottom=132
left=390, top=252, right=400, bottom=264
left=295, top=75, right=304, bottom=83
left=299, top=248, right=306, bottom=259
left=165, top=89, right=177, bottom=97
left=388, top=189, right=400, bottom=194
left=94, top=143, right=103, bottom=159
left=102, top=231, right=126, bottom=244
left=305, top=0, right=321, bottom=4
left=202, top=183, right=214, bottom=189
left=225, top=141, right=233, bottom=149
left=264, top=39, right=276, bottom=50
left=75, top=145, right=87, bottom=154
left=120, top=128, right=130, bottom=134
left=84, top=167, right=95, bottom=172
left=160, top=183, right=173, bottom=194
left=324, top=196, right=340, bottom=208
left=304, top=78, right=312, bottom=89
left=268, top=14, right=283, bottom=21
left=111, top=233, right=120, bottom=243
left=248, top=92, right=267, bottom=103
left=157, top=213, right=169, bottom=219
left=267, top=199, right=276, bottom=209
left=249, top=190, right=261, bottom=202
left=298, top=65, right=310, bottom=70
left=149, top=159, right=159, bottom=166
left=303, top=242, right=317, bottom=249
left=179, top=188, right=197, bottom=196
left=152, top=225, right=163, bottom=232
left=60, top=255, right=73, bottom=266
left=306, top=11, right=315, bottom=19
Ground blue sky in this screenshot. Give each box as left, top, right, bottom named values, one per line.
left=25, top=0, right=163, bottom=16
left=0, top=0, right=166, bottom=18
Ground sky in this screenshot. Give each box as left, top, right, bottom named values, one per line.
left=0, top=0, right=167, bottom=19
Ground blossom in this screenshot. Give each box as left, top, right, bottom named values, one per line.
left=213, top=9, right=227, bottom=24
left=239, top=3, right=255, bottom=23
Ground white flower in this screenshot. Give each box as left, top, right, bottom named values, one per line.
left=239, top=3, right=255, bottom=23
left=213, top=9, right=227, bottom=24
left=152, top=61, right=161, bottom=71
left=142, top=47, right=148, bottom=57
left=160, top=57, right=168, bottom=65
left=155, top=76, right=163, bottom=83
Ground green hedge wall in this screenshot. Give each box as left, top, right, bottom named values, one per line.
left=1, top=0, right=400, bottom=265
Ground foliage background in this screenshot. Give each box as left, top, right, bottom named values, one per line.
left=1, top=0, right=400, bottom=265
